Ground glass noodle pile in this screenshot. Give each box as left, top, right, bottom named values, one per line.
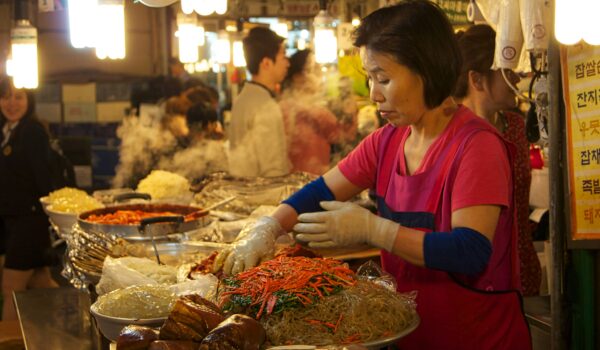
left=218, top=256, right=416, bottom=345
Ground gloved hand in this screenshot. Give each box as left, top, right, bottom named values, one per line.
left=213, top=216, right=283, bottom=275
left=293, top=201, right=398, bottom=251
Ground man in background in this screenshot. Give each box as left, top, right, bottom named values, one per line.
left=228, top=27, right=290, bottom=177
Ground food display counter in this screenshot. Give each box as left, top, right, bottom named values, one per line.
left=14, top=287, right=106, bottom=350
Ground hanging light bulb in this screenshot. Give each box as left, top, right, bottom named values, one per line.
left=232, top=40, right=246, bottom=67
left=581, top=0, right=600, bottom=45
left=554, top=0, right=581, bottom=45
left=215, top=0, right=228, bottom=15
left=181, top=0, right=195, bottom=15
left=95, top=0, right=125, bottom=59
left=271, top=22, right=289, bottom=39
left=176, top=15, right=204, bottom=63
left=212, top=31, right=231, bottom=64
left=195, top=59, right=210, bottom=72
left=313, top=7, right=338, bottom=64
left=297, top=38, right=307, bottom=50
left=195, top=0, right=214, bottom=16
left=137, top=0, right=178, bottom=7
left=10, top=20, right=38, bottom=89
left=68, top=0, right=97, bottom=48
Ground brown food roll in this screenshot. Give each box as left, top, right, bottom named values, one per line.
left=199, top=314, right=266, bottom=350
left=160, top=295, right=226, bottom=341
left=116, top=325, right=159, bottom=350
left=148, top=340, right=200, bottom=350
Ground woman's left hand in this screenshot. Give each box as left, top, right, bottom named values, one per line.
left=293, top=201, right=398, bottom=251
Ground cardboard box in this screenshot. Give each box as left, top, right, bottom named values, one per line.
left=36, top=102, right=61, bottom=123
left=62, top=83, right=96, bottom=103
left=96, top=102, right=129, bottom=122
left=96, top=82, right=131, bottom=102
left=63, top=103, right=97, bottom=123
left=35, top=83, right=61, bottom=103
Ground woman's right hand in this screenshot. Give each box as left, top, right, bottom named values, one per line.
left=213, top=216, right=283, bottom=275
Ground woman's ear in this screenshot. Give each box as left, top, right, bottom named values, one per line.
left=468, top=70, right=485, bottom=92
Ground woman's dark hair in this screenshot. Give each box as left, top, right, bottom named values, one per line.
left=283, top=49, right=311, bottom=89
left=0, top=75, right=36, bottom=121
left=186, top=102, right=217, bottom=131
left=353, top=0, right=461, bottom=108
left=243, top=27, right=285, bottom=75
left=453, top=24, right=496, bottom=99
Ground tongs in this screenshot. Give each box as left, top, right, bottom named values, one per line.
left=189, top=196, right=237, bottom=218
left=139, top=216, right=184, bottom=265
left=138, top=196, right=236, bottom=265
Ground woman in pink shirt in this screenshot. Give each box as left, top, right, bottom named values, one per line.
left=215, top=2, right=531, bottom=348
left=453, top=24, right=541, bottom=296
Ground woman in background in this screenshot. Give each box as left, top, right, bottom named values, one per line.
left=454, top=24, right=541, bottom=296
left=280, top=50, right=356, bottom=175
left=0, top=76, right=59, bottom=320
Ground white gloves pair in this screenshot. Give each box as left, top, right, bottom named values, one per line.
left=213, top=216, right=283, bottom=275
left=294, top=201, right=398, bottom=251
left=214, top=201, right=399, bottom=275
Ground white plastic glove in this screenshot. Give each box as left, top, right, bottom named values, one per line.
left=293, top=201, right=398, bottom=251
left=213, top=216, right=283, bottom=275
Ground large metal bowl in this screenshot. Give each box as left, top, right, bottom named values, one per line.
left=77, top=203, right=209, bottom=241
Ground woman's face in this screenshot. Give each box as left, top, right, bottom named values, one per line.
left=0, top=86, right=28, bottom=123
left=482, top=68, right=520, bottom=111
left=360, top=47, right=428, bottom=127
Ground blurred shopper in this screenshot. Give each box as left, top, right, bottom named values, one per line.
left=280, top=50, right=355, bottom=175
left=214, top=2, right=531, bottom=349
left=113, top=95, right=189, bottom=189
left=328, top=76, right=359, bottom=162
left=186, top=103, right=224, bottom=141
left=156, top=102, right=228, bottom=180
left=0, top=76, right=59, bottom=320
left=454, top=24, right=541, bottom=296
left=228, top=27, right=290, bottom=177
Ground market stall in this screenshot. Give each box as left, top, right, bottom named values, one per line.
left=4, top=0, right=598, bottom=348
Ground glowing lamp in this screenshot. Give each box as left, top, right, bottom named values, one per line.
left=95, top=0, right=125, bottom=59
left=232, top=40, right=246, bottom=67
left=177, top=15, right=204, bottom=63
left=10, top=20, right=38, bottom=89
left=313, top=10, right=337, bottom=64
left=68, top=0, right=97, bottom=49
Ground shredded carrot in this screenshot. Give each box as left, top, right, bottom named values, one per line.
left=219, top=256, right=356, bottom=319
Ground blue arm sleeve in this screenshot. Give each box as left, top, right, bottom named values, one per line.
left=281, top=176, right=335, bottom=214
left=423, top=227, right=492, bottom=275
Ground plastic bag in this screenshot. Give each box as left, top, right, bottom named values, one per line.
left=96, top=256, right=177, bottom=295
left=169, top=274, right=219, bottom=301
left=355, top=260, right=398, bottom=292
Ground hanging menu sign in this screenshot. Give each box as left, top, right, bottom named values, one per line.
left=561, top=43, right=600, bottom=240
